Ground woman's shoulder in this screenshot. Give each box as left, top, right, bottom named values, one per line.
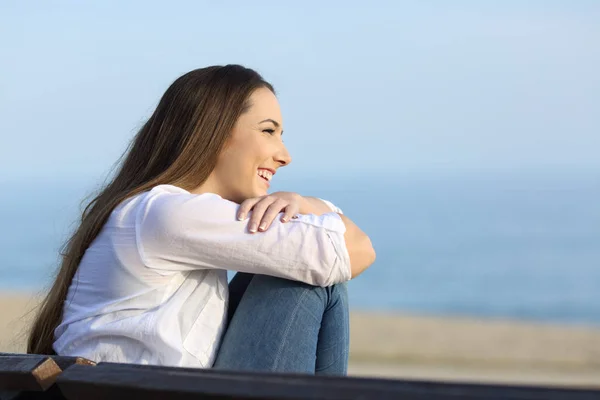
left=113, top=184, right=222, bottom=219
left=147, top=184, right=221, bottom=199
left=145, top=184, right=227, bottom=207
left=137, top=184, right=239, bottom=226
left=148, top=184, right=195, bottom=196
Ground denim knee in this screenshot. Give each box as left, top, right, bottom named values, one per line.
left=305, top=281, right=348, bottom=312
left=327, top=282, right=348, bottom=310
left=251, top=275, right=348, bottom=311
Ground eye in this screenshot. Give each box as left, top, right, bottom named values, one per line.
left=262, top=129, right=276, bottom=135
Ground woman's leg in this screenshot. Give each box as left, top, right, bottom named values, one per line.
left=225, top=272, right=255, bottom=325
left=213, top=273, right=349, bottom=375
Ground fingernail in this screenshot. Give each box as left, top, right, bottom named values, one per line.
left=281, top=216, right=289, bottom=222
left=237, top=214, right=245, bottom=221
left=258, top=222, right=267, bottom=231
left=249, top=223, right=257, bottom=232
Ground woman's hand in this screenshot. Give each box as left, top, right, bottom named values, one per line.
left=237, top=192, right=303, bottom=233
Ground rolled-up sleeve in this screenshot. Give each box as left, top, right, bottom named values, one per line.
left=135, top=189, right=351, bottom=287
left=318, top=198, right=344, bottom=214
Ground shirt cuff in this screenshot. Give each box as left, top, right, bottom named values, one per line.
left=291, top=212, right=346, bottom=233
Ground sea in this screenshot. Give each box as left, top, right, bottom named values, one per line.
left=1, top=170, right=599, bottom=326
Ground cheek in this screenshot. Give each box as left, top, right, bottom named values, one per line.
left=216, top=146, right=255, bottom=183
left=221, top=133, right=270, bottom=175
left=239, top=144, right=270, bottom=171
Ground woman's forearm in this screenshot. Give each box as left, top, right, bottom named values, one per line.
left=338, top=213, right=376, bottom=278
left=299, top=196, right=376, bottom=279
left=299, top=196, right=336, bottom=215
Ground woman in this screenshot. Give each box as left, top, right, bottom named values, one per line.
left=27, top=65, right=376, bottom=375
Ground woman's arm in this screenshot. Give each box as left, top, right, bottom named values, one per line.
left=300, top=196, right=339, bottom=215
left=338, top=213, right=376, bottom=278
left=299, top=197, right=376, bottom=279
left=136, top=189, right=351, bottom=287
left=239, top=192, right=376, bottom=280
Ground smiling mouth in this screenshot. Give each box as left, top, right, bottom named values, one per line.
left=257, top=169, right=273, bottom=186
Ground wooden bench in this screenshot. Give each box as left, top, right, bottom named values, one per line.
left=0, top=353, right=95, bottom=400
left=1, top=353, right=599, bottom=399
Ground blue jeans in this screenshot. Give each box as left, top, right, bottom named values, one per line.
left=213, top=273, right=349, bottom=375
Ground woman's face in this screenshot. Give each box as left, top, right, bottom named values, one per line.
left=205, top=87, right=291, bottom=203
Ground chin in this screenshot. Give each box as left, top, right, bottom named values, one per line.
left=254, top=189, right=268, bottom=198
left=251, top=185, right=268, bottom=197
left=235, top=188, right=265, bottom=203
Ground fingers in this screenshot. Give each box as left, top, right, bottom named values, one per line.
left=257, top=199, right=289, bottom=232
left=247, top=197, right=278, bottom=233
left=238, top=195, right=300, bottom=234
left=237, top=197, right=263, bottom=221
left=280, top=203, right=300, bottom=223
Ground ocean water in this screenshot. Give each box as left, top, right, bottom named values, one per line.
left=1, top=171, right=599, bottom=326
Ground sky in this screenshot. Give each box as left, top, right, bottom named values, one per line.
left=1, top=0, right=599, bottom=182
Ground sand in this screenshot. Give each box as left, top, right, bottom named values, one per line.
left=2, top=292, right=599, bottom=388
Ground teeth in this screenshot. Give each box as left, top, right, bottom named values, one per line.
left=257, top=169, right=273, bottom=181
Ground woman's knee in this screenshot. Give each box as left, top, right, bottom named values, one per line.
left=326, top=282, right=348, bottom=311
left=248, top=275, right=347, bottom=310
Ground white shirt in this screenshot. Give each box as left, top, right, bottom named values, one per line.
left=53, top=184, right=351, bottom=368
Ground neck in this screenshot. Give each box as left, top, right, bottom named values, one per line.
left=190, top=173, right=220, bottom=195
left=190, top=174, right=242, bottom=203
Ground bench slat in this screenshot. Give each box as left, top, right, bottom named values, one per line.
left=0, top=353, right=96, bottom=372
left=56, top=362, right=600, bottom=400
left=0, top=355, right=61, bottom=392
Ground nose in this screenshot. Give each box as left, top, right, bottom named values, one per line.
left=274, top=142, right=292, bottom=167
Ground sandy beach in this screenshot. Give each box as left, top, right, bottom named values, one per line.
left=2, top=291, right=599, bottom=388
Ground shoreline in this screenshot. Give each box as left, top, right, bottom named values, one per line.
left=3, top=292, right=600, bottom=387
left=4, top=288, right=600, bottom=329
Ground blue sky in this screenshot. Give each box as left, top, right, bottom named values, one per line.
left=1, top=1, right=599, bottom=181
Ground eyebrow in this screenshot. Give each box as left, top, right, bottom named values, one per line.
left=259, top=119, right=284, bottom=135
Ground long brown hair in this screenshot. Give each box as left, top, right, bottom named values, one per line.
left=27, top=65, right=274, bottom=354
